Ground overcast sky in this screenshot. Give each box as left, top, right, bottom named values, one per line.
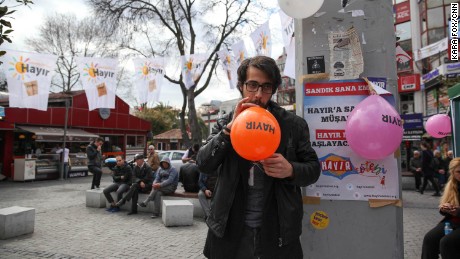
left=1, top=0, right=283, bottom=109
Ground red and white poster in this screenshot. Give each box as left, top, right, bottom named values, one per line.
left=395, top=1, right=410, bottom=24
left=398, top=74, right=420, bottom=93
left=303, top=80, right=400, bottom=201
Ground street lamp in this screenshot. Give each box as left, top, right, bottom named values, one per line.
left=60, top=98, right=69, bottom=180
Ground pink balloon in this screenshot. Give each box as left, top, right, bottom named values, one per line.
left=425, top=114, right=452, bottom=138
left=345, top=95, right=403, bottom=160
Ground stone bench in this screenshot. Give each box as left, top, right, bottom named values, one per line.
left=86, top=189, right=106, bottom=208
left=0, top=206, right=35, bottom=239
left=162, top=200, right=193, bottom=227
left=85, top=188, right=204, bottom=218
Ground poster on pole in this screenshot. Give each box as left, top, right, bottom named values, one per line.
left=328, top=27, right=364, bottom=80
left=0, top=50, right=57, bottom=111
left=76, top=57, right=118, bottom=111
left=133, top=57, right=165, bottom=104
left=303, top=80, right=399, bottom=201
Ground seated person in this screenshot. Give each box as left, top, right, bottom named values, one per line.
left=182, top=143, right=200, bottom=163
left=198, top=172, right=217, bottom=219
left=138, top=157, right=178, bottom=218
left=116, top=154, right=153, bottom=215
left=103, top=155, right=132, bottom=213
left=422, top=157, right=460, bottom=258
left=179, top=156, right=200, bottom=193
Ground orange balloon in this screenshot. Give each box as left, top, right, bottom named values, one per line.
left=230, top=107, right=281, bottom=161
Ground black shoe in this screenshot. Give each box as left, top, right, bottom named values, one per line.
left=91, top=186, right=95, bottom=190
left=420, top=190, right=424, bottom=195
left=150, top=213, right=159, bottom=218
left=432, top=193, right=441, bottom=197
left=138, top=202, right=147, bottom=208
left=127, top=211, right=137, bottom=215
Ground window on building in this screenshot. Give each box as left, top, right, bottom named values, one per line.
left=419, top=0, right=453, bottom=46
left=396, top=22, right=412, bottom=41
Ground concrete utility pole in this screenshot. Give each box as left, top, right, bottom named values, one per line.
left=296, top=0, right=403, bottom=258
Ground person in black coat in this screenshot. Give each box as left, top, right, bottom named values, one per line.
left=116, top=154, right=153, bottom=215
left=86, top=137, right=104, bottom=189
left=103, top=155, right=132, bottom=212
left=196, top=56, right=321, bottom=259
left=420, top=142, right=441, bottom=196
left=179, top=156, right=201, bottom=193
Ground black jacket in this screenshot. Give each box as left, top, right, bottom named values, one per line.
left=422, top=150, right=435, bottom=176
left=197, top=101, right=321, bottom=258
left=179, top=162, right=200, bottom=193
left=133, top=163, right=153, bottom=186
left=112, top=163, right=133, bottom=185
left=86, top=143, right=102, bottom=167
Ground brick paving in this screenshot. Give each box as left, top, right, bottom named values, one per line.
left=0, top=173, right=442, bottom=258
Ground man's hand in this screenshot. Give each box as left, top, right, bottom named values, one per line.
left=153, top=183, right=161, bottom=190
left=121, top=176, right=124, bottom=179
left=226, top=97, right=258, bottom=129
left=260, top=153, right=293, bottom=179
left=205, top=190, right=212, bottom=198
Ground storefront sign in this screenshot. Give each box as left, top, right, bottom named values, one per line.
left=395, top=1, right=410, bottom=24
left=401, top=113, right=423, bottom=129
left=398, top=74, right=420, bottom=93
left=403, top=129, right=423, bottom=141
left=68, top=171, right=88, bottom=178
left=422, top=69, right=440, bottom=84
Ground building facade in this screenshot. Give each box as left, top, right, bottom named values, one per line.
left=0, top=90, right=151, bottom=179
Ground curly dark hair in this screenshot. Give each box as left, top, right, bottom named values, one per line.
left=236, top=56, right=281, bottom=95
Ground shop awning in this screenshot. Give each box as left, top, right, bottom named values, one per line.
left=18, top=126, right=99, bottom=142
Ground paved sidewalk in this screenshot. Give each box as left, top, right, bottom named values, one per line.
left=0, top=174, right=207, bottom=259
left=0, top=174, right=442, bottom=258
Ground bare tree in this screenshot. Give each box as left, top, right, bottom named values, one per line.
left=88, top=0, right=261, bottom=145
left=25, top=13, right=118, bottom=92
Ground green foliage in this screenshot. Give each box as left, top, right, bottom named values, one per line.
left=0, top=0, right=34, bottom=61
left=135, top=103, right=180, bottom=136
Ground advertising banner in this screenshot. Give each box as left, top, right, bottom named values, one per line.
left=304, top=80, right=400, bottom=200
left=75, top=57, right=118, bottom=111
left=133, top=57, right=165, bottom=104
left=0, top=50, right=57, bottom=111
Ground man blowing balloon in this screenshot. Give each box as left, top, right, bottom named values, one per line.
left=196, top=56, right=321, bottom=259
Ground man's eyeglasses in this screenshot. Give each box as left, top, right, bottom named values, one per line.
left=116, top=160, right=123, bottom=162
left=244, top=81, right=274, bottom=94
left=149, top=148, right=154, bottom=150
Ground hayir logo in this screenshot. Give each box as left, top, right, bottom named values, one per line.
left=138, top=61, right=163, bottom=80
left=82, top=62, right=115, bottom=82
left=320, top=153, right=358, bottom=180
left=8, top=55, right=50, bottom=80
